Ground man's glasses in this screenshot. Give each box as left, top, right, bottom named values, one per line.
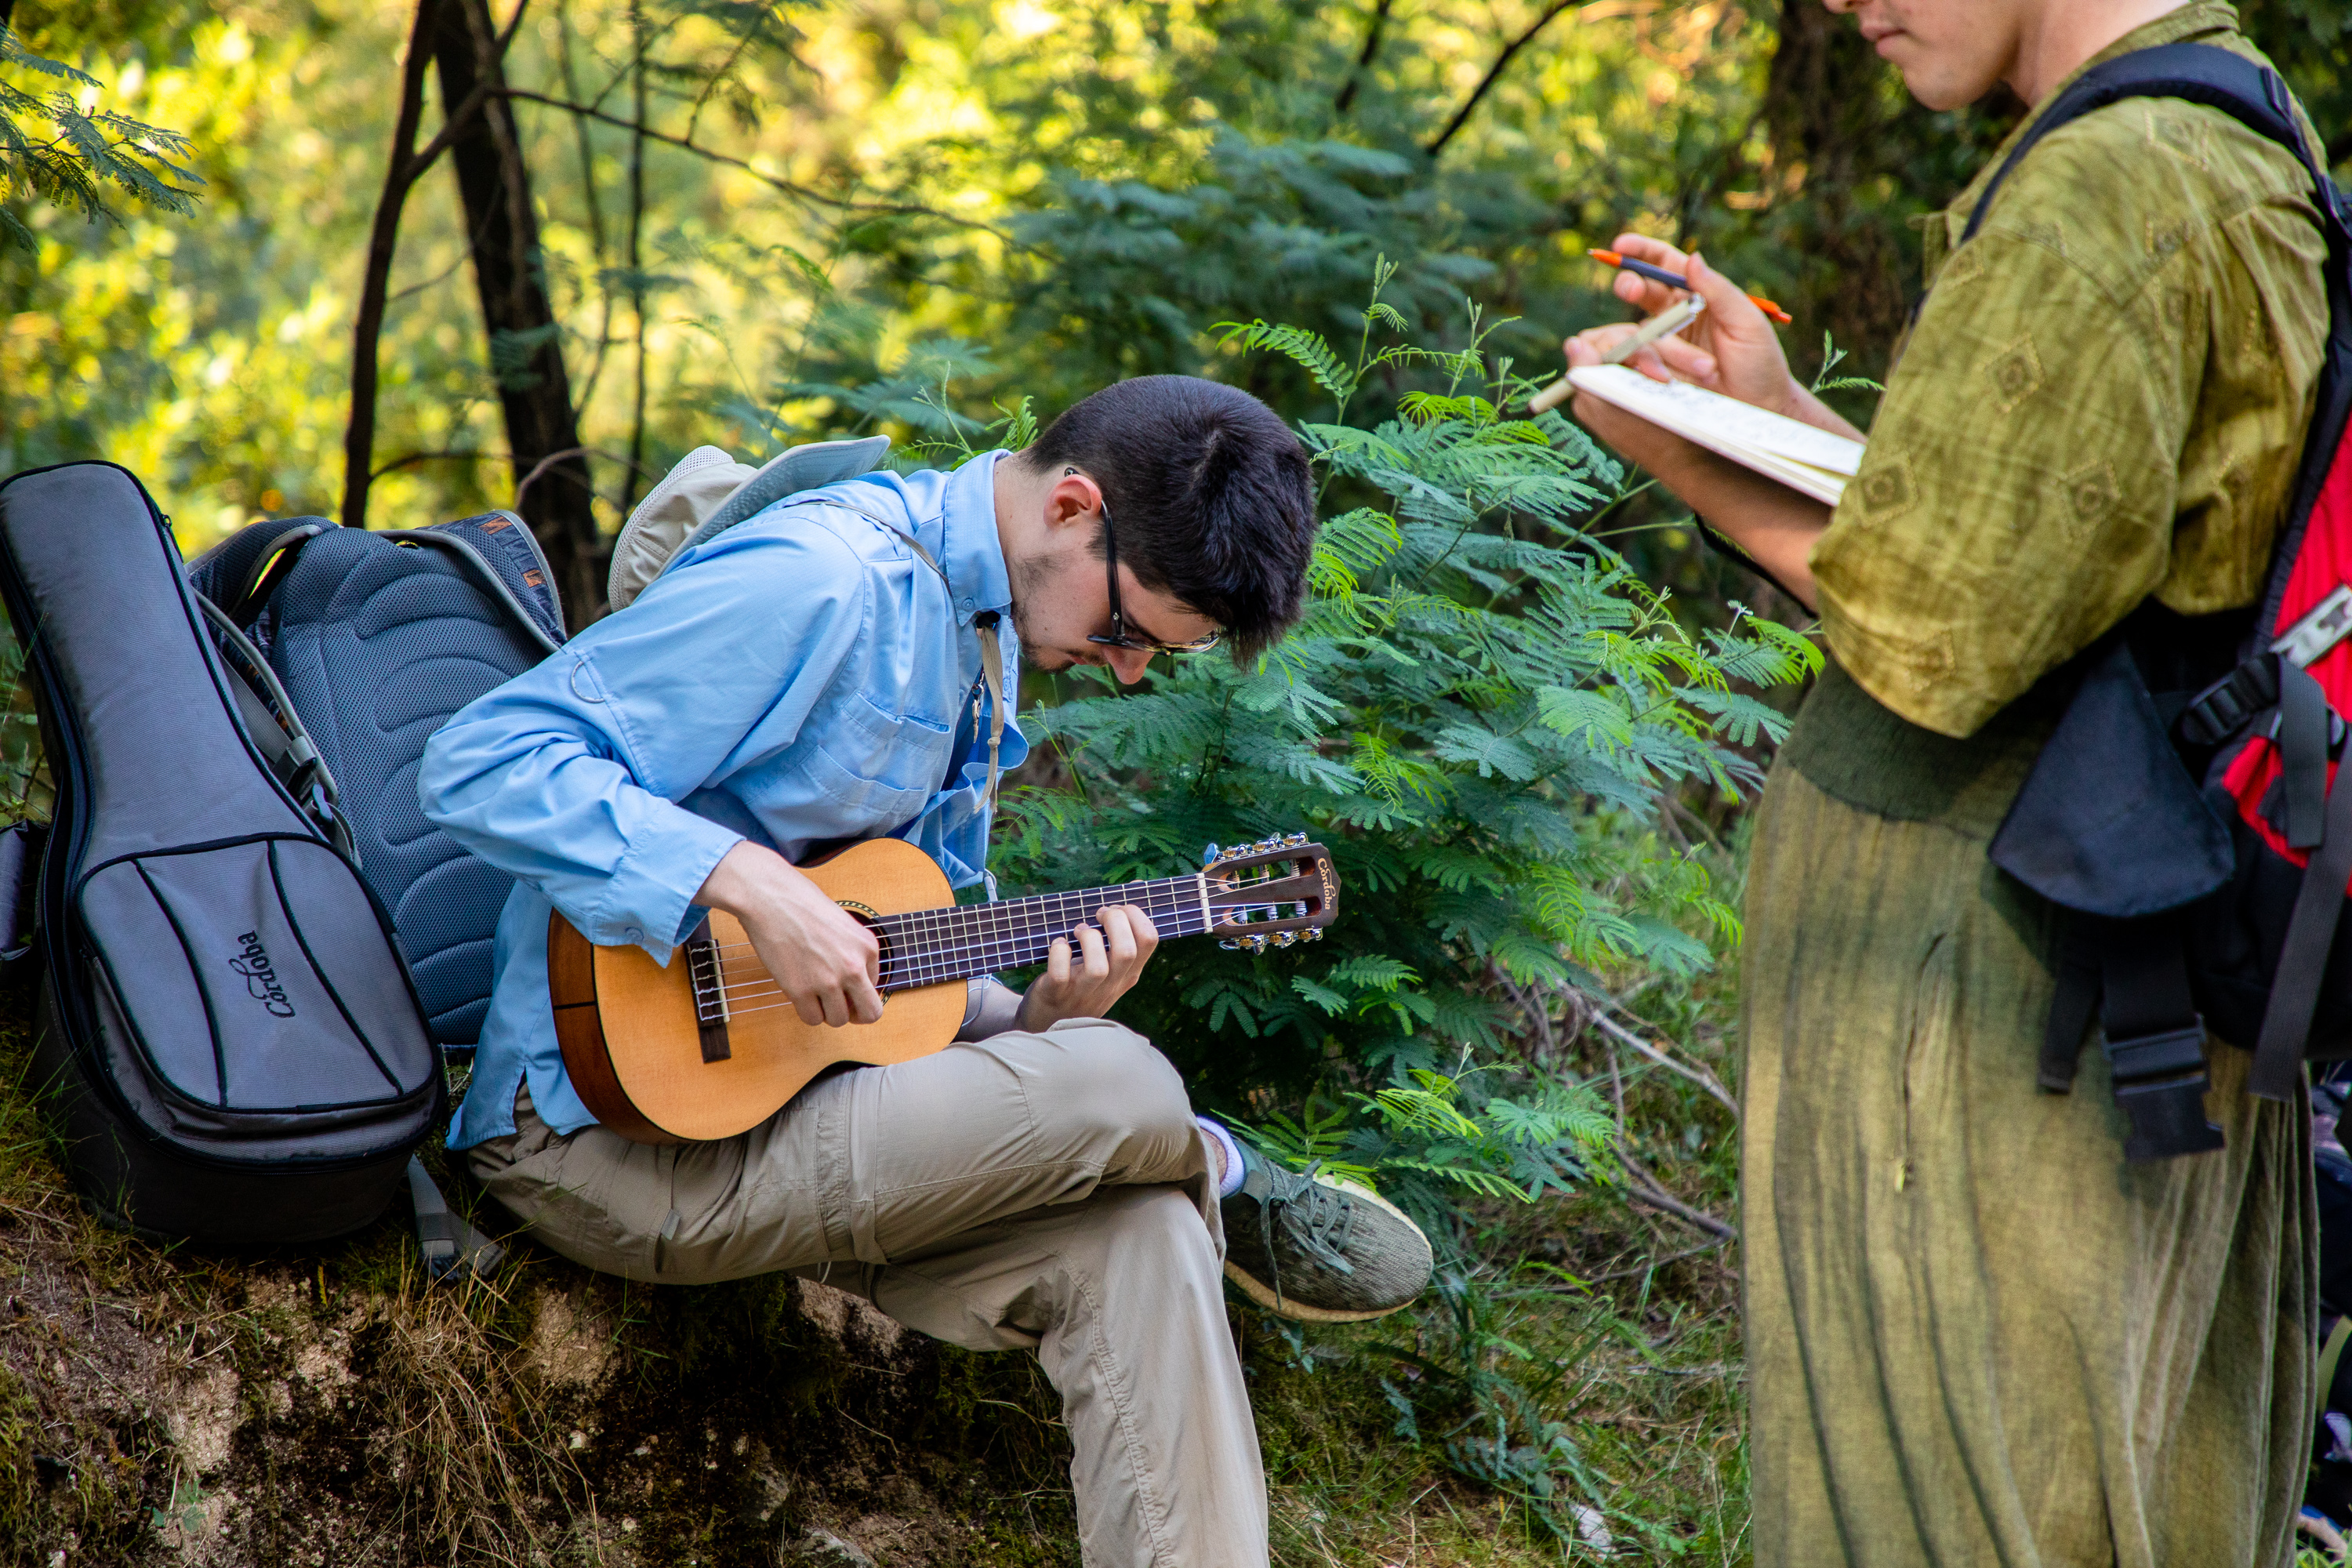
left=1085, top=501, right=1225, bottom=656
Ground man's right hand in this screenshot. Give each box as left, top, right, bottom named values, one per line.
left=695, top=840, right=884, bottom=1028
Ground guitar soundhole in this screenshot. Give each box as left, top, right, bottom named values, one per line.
left=837, top=902, right=899, bottom=990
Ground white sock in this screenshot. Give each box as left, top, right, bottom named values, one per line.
left=1196, top=1116, right=1247, bottom=1198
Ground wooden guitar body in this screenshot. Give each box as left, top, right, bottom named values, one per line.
left=551, top=837, right=966, bottom=1144
left=553, top=830, right=1337, bottom=1144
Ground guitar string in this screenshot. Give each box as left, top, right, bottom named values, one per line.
left=684, top=885, right=1305, bottom=1011
left=688, top=882, right=1213, bottom=972
left=673, top=866, right=1318, bottom=1018
left=685, top=868, right=1301, bottom=972
left=686, top=877, right=1208, bottom=984
left=695, top=888, right=1254, bottom=1001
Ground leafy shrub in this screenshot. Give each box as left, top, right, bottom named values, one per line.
left=991, top=270, right=1816, bottom=1218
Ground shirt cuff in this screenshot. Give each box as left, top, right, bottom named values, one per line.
left=583, top=806, right=743, bottom=963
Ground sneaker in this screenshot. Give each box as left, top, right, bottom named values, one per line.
left=1219, top=1142, right=1433, bottom=1323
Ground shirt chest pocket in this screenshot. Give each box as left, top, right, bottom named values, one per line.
left=804, top=693, right=951, bottom=828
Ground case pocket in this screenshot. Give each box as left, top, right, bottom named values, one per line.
left=77, top=836, right=435, bottom=1135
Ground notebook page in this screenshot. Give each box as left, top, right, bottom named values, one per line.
left=1566, top=365, right=1865, bottom=480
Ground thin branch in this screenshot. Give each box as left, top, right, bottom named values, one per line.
left=387, top=249, right=471, bottom=306
left=495, top=88, right=1025, bottom=245
left=1334, top=0, right=1394, bottom=115
left=512, top=445, right=658, bottom=509
left=623, top=2, right=650, bottom=520
left=342, top=0, right=531, bottom=530
left=1588, top=1004, right=1740, bottom=1121
left=1426, top=0, right=1579, bottom=157
left=557, top=9, right=615, bottom=422
left=369, top=448, right=493, bottom=481
left=1615, top=1149, right=1735, bottom=1240
left=343, top=0, right=448, bottom=530
left=1580, top=1233, right=1730, bottom=1283
left=684, top=28, right=760, bottom=143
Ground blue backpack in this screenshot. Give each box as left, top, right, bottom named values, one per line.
left=188, top=508, right=566, bottom=1051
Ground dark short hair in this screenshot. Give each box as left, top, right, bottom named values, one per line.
left=1025, top=375, right=1317, bottom=661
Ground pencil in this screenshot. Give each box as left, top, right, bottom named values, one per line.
left=1589, top=249, right=1793, bottom=325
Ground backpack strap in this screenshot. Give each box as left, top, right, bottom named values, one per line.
left=1965, top=42, right=2352, bottom=658
left=405, top=1156, right=504, bottom=1283
left=1961, top=42, right=2344, bottom=249
left=192, top=592, right=359, bottom=866
left=2045, top=913, right=2227, bottom=1160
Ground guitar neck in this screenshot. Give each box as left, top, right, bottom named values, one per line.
left=873, top=874, right=1211, bottom=991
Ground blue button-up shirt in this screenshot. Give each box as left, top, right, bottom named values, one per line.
left=419, top=452, right=1027, bottom=1149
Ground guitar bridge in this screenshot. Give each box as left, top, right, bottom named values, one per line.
left=684, top=917, right=731, bottom=1063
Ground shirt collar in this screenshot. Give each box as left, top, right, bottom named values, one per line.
left=937, top=449, right=1014, bottom=626
left=1933, top=2, right=2249, bottom=262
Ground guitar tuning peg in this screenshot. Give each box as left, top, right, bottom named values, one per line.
left=1273, top=931, right=1296, bottom=948
left=1202, top=842, right=1222, bottom=867
left=1285, top=832, right=1307, bottom=846
left=1218, top=938, right=1240, bottom=950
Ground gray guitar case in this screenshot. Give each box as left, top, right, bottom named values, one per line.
left=0, top=463, right=441, bottom=1243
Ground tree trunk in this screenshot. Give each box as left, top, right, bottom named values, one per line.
left=1754, top=2, right=1923, bottom=368
left=341, top=0, right=444, bottom=534
left=432, top=0, right=604, bottom=623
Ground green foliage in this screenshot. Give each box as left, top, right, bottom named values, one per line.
left=0, top=26, right=197, bottom=249
left=993, top=278, right=1813, bottom=1214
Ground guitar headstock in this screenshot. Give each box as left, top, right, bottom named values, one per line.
left=1200, top=833, right=1339, bottom=953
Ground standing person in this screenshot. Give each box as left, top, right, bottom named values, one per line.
left=419, top=375, right=1435, bottom=1568
left=1562, top=2, right=2330, bottom=1562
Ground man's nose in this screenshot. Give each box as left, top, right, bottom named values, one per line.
left=1108, top=647, right=1154, bottom=684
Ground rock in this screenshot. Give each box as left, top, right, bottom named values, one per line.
left=521, top=1283, right=615, bottom=1388
left=787, top=1526, right=877, bottom=1566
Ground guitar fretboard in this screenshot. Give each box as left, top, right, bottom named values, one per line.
left=873, top=874, right=1216, bottom=990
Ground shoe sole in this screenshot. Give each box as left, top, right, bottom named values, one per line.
left=1221, top=1178, right=1430, bottom=1324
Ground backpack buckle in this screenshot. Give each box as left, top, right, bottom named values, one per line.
left=2179, top=655, right=2283, bottom=747
left=2103, top=1020, right=2226, bottom=1161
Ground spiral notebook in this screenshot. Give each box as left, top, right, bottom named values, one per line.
left=1566, top=365, right=1864, bottom=506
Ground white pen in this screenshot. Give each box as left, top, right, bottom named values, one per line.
left=1526, top=295, right=1709, bottom=413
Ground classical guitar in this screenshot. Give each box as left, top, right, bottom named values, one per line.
left=550, top=833, right=1339, bottom=1143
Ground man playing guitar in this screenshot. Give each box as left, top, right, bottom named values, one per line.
left=420, top=373, right=1433, bottom=1566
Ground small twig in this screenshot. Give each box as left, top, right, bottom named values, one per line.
left=370, top=448, right=494, bottom=481
left=1614, top=1149, right=1735, bottom=1240
left=1580, top=1235, right=1730, bottom=1283
left=511, top=444, right=657, bottom=507
left=1426, top=0, right=1578, bottom=156
left=495, top=88, right=1026, bottom=247
left=1588, top=1005, right=1740, bottom=1121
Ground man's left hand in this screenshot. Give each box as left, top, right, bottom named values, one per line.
left=1017, top=904, right=1160, bottom=1030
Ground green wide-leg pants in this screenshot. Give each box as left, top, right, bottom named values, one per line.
left=1742, top=763, right=2314, bottom=1567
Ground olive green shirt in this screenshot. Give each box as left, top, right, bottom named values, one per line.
left=1809, top=1, right=2332, bottom=740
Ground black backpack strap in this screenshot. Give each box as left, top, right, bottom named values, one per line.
left=2254, top=757, right=2352, bottom=1100
left=1961, top=42, right=2343, bottom=249
left=2045, top=913, right=2227, bottom=1160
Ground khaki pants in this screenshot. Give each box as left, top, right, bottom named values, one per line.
left=465, top=1018, right=1266, bottom=1568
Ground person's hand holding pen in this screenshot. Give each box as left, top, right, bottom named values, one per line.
left=1553, top=234, right=1858, bottom=612
left=1563, top=234, right=1860, bottom=441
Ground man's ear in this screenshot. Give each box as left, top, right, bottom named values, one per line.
left=1043, top=469, right=1104, bottom=538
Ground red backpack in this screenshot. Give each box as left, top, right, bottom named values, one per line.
left=1976, top=42, right=2352, bottom=1160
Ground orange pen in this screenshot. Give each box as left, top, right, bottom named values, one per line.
left=1589, top=249, right=1794, bottom=325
